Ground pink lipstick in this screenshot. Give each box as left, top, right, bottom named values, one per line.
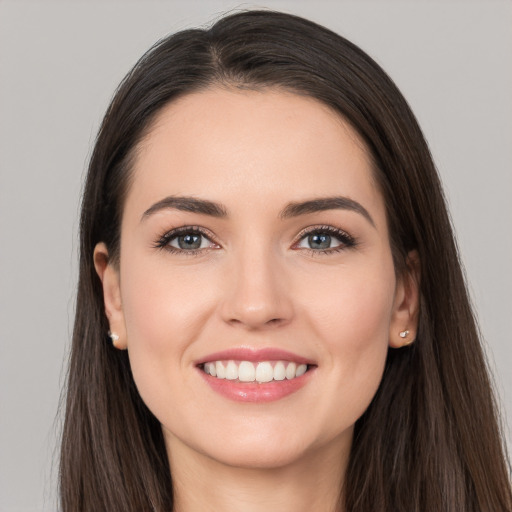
left=196, top=347, right=316, bottom=403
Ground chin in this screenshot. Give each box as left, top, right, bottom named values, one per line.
left=175, top=418, right=351, bottom=472
left=204, top=438, right=312, bottom=470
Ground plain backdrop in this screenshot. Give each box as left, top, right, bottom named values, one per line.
left=0, top=1, right=510, bottom=510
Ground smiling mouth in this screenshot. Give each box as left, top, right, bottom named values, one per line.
left=201, top=360, right=312, bottom=383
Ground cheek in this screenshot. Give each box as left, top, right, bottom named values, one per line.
left=120, top=251, right=215, bottom=349
left=117, top=246, right=215, bottom=404
left=296, top=257, right=395, bottom=418
left=299, top=259, right=396, bottom=350
left=118, top=246, right=229, bottom=414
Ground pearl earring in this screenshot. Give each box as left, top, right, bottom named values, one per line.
left=108, top=331, right=120, bottom=348
left=399, top=330, right=414, bottom=346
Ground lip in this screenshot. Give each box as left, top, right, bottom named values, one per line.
left=195, top=347, right=316, bottom=366
left=195, top=347, right=317, bottom=403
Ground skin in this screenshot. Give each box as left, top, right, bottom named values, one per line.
left=94, top=88, right=419, bottom=512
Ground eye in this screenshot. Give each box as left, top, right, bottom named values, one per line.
left=170, top=232, right=210, bottom=250
left=297, top=232, right=341, bottom=250
left=154, top=226, right=219, bottom=255
left=294, top=225, right=356, bottom=254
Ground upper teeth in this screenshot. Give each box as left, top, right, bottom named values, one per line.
left=203, top=360, right=308, bottom=383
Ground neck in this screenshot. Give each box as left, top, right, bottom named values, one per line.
left=166, top=433, right=350, bottom=512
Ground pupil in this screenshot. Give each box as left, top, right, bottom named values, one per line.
left=309, top=233, right=331, bottom=249
left=178, top=234, right=201, bottom=250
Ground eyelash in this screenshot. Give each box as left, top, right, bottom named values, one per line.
left=294, top=225, right=357, bottom=255
left=153, top=224, right=357, bottom=257
left=153, top=226, right=218, bottom=256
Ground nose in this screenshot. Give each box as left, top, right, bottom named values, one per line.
left=219, top=243, right=294, bottom=330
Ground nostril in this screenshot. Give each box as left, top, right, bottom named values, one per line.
left=226, top=316, right=287, bottom=329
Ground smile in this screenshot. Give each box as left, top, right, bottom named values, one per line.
left=202, top=360, right=308, bottom=383
left=196, top=348, right=316, bottom=402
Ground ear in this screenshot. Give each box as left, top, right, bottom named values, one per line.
left=389, top=250, right=421, bottom=348
left=93, top=242, right=127, bottom=350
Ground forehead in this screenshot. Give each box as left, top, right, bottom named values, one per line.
left=125, top=87, right=384, bottom=225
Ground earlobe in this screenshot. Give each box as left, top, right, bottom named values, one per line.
left=93, top=242, right=128, bottom=350
left=389, top=250, right=421, bottom=349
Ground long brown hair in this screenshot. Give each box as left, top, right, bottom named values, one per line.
left=60, top=10, right=512, bottom=511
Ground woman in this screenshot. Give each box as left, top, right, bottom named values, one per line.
left=59, top=9, right=512, bottom=512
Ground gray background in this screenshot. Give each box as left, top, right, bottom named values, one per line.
left=0, top=1, right=510, bottom=510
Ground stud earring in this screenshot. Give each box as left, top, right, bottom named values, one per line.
left=399, top=330, right=414, bottom=346
left=108, top=331, right=121, bottom=348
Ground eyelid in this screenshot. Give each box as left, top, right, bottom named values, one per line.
left=292, top=224, right=356, bottom=253
left=154, top=225, right=221, bottom=254
left=154, top=223, right=356, bottom=256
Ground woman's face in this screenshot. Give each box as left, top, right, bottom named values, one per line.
left=96, top=88, right=417, bottom=470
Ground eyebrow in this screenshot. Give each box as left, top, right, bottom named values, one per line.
left=142, top=196, right=228, bottom=219
left=280, top=197, right=375, bottom=227
left=141, top=195, right=375, bottom=227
